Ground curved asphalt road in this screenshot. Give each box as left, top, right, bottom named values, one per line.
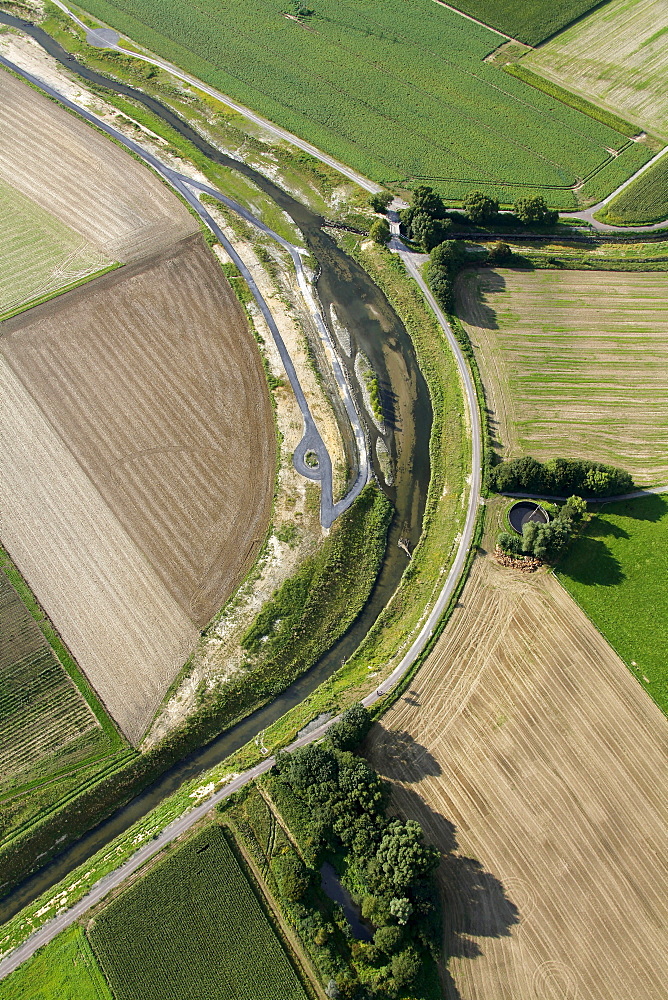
left=0, top=54, right=369, bottom=528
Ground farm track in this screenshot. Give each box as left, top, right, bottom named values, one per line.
left=366, top=552, right=668, bottom=1000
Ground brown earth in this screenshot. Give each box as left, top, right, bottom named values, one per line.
left=0, top=67, right=197, bottom=261
left=0, top=237, right=275, bottom=741
left=366, top=546, right=668, bottom=999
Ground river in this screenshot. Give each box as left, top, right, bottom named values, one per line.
left=0, top=12, right=432, bottom=922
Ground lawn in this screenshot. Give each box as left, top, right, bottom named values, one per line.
left=557, top=494, right=668, bottom=715
left=0, top=176, right=112, bottom=319
left=595, top=152, right=668, bottom=225
left=70, top=0, right=647, bottom=205
left=445, top=0, right=606, bottom=46
left=89, top=824, right=309, bottom=1000
left=456, top=268, right=668, bottom=485
left=0, top=926, right=112, bottom=1000
left=524, top=0, right=668, bottom=139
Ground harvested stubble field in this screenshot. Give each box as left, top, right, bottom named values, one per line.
left=89, top=824, right=309, bottom=1000
left=456, top=268, right=668, bottom=484
left=366, top=545, right=668, bottom=999
left=0, top=572, right=103, bottom=794
left=0, top=67, right=197, bottom=261
left=524, top=0, right=668, bottom=139
left=72, top=0, right=646, bottom=205
left=0, top=236, right=275, bottom=742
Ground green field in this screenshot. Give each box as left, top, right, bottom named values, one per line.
left=0, top=926, right=112, bottom=1000
left=89, top=824, right=309, bottom=1000
left=0, top=177, right=112, bottom=319
left=446, top=0, right=606, bottom=46
left=0, top=553, right=123, bottom=804
left=596, top=153, right=668, bottom=225
left=557, top=494, right=668, bottom=715
left=72, top=0, right=648, bottom=205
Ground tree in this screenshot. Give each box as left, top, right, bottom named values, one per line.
left=411, top=212, right=443, bottom=251
left=429, top=239, right=463, bottom=269
left=514, top=195, right=558, bottom=226
left=411, top=184, right=445, bottom=218
left=563, top=495, right=587, bottom=521
left=369, top=191, right=393, bottom=212
left=374, top=924, right=403, bottom=955
left=497, top=530, right=523, bottom=555
left=584, top=468, right=612, bottom=494
left=391, top=947, right=422, bottom=989
left=329, top=703, right=373, bottom=751
left=368, top=819, right=440, bottom=894
left=463, top=190, right=499, bottom=225
left=274, top=853, right=310, bottom=902
left=389, top=896, right=413, bottom=924
left=369, top=218, right=390, bottom=245
left=487, top=240, right=513, bottom=265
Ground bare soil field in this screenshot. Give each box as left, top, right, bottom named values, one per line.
left=0, top=67, right=197, bottom=260
left=524, top=0, right=668, bottom=139
left=456, top=268, right=668, bottom=484
left=0, top=237, right=275, bottom=741
left=0, top=573, right=101, bottom=793
left=367, top=544, right=668, bottom=999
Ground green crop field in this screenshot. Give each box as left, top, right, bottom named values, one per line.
left=0, top=926, right=112, bottom=1000
left=596, top=153, right=668, bottom=225
left=456, top=268, right=668, bottom=486
left=524, top=0, right=668, bottom=139
left=444, top=0, right=605, bottom=46
left=557, top=494, right=668, bottom=716
left=89, top=824, right=309, bottom=1000
left=0, top=177, right=112, bottom=319
left=0, top=555, right=121, bottom=800
left=71, top=0, right=649, bottom=205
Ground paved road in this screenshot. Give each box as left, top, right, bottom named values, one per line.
left=0, top=53, right=369, bottom=529
left=0, top=101, right=482, bottom=987
left=51, top=0, right=382, bottom=196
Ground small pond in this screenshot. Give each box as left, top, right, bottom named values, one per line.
left=320, top=862, right=373, bottom=941
left=508, top=500, right=549, bottom=534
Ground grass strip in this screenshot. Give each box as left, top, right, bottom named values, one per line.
left=0, top=263, right=121, bottom=322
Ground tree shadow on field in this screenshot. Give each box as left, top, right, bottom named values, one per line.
left=559, top=535, right=625, bottom=586
left=367, top=728, right=443, bottom=783
left=599, top=493, right=668, bottom=523
left=455, top=270, right=505, bottom=330
left=384, top=784, right=520, bottom=1000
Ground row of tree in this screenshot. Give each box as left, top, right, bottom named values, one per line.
left=488, top=456, right=634, bottom=498
left=498, top=495, right=587, bottom=562
left=272, top=705, right=440, bottom=998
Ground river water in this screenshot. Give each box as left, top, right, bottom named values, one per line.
left=0, top=13, right=432, bottom=921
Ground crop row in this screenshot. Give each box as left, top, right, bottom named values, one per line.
left=89, top=825, right=308, bottom=1000
left=76, top=0, right=630, bottom=200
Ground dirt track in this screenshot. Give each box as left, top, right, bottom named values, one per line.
left=366, top=550, right=668, bottom=999
left=0, top=237, right=275, bottom=741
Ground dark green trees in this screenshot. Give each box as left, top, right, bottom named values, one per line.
left=369, top=218, right=391, bottom=245
left=514, top=195, right=558, bottom=226
left=463, top=190, right=499, bottom=225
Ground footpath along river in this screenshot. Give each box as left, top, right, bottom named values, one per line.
left=0, top=14, right=432, bottom=921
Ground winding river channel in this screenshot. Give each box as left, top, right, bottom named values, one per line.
left=0, top=12, right=432, bottom=921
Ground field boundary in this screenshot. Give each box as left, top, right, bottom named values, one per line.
left=0, top=262, right=122, bottom=323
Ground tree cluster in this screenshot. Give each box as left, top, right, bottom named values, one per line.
left=272, top=710, right=440, bottom=998
left=425, top=239, right=467, bottom=311
left=368, top=191, right=393, bottom=213
left=488, top=456, right=633, bottom=498
left=498, top=495, right=587, bottom=562
left=462, top=191, right=557, bottom=229
left=399, top=185, right=452, bottom=251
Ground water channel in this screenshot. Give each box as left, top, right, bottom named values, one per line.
left=0, top=12, right=432, bottom=922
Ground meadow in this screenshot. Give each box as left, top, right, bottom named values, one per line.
left=444, top=0, right=605, bottom=46
left=89, top=824, right=309, bottom=1000
left=71, top=0, right=647, bottom=205
left=524, top=0, right=668, bottom=139
left=456, top=268, right=668, bottom=485
left=0, top=177, right=112, bottom=319
left=0, top=926, right=112, bottom=1000
left=596, top=153, right=668, bottom=225
left=558, top=494, right=668, bottom=716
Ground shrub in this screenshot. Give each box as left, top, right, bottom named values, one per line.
left=369, top=218, right=391, bottom=245
left=487, top=240, right=513, bottom=265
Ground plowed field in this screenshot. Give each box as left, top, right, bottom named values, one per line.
left=0, top=68, right=197, bottom=261
left=0, top=238, right=275, bottom=741
left=456, top=268, right=668, bottom=484
left=366, top=551, right=668, bottom=999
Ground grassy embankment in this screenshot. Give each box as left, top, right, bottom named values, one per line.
left=0, top=234, right=469, bottom=958
left=557, top=494, right=668, bottom=715
left=594, top=154, right=668, bottom=226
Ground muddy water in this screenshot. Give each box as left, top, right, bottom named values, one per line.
left=0, top=13, right=431, bottom=920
